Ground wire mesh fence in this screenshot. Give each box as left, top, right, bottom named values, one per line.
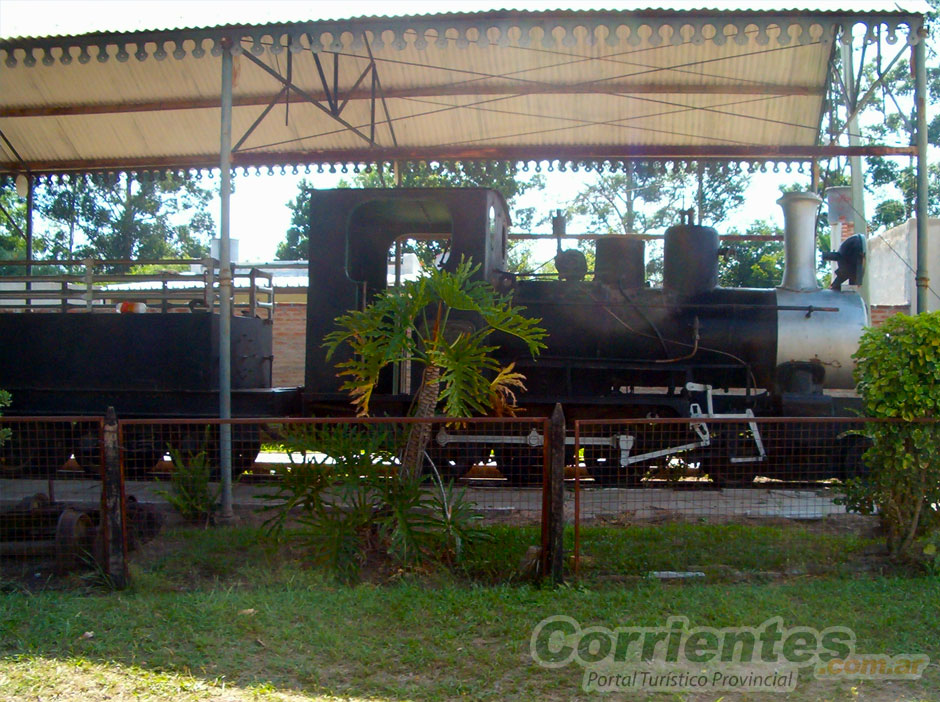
left=0, top=416, right=103, bottom=479
left=569, top=417, right=889, bottom=577
left=117, top=415, right=556, bottom=578
left=6, top=411, right=934, bottom=585
left=116, top=416, right=552, bottom=520
left=0, top=417, right=116, bottom=584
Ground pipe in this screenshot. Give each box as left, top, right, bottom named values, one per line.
left=219, top=42, right=234, bottom=519
left=914, top=28, right=929, bottom=314
left=778, top=191, right=822, bottom=292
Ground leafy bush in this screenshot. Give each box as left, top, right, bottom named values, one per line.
left=158, top=435, right=221, bottom=526
left=843, top=312, right=940, bottom=559
left=0, top=389, right=10, bottom=449
left=921, top=530, right=940, bottom=576
left=257, top=424, right=491, bottom=581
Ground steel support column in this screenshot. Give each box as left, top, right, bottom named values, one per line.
left=840, top=36, right=867, bottom=238
left=914, top=29, right=930, bottom=314
left=219, top=41, right=234, bottom=518
left=25, top=175, right=33, bottom=307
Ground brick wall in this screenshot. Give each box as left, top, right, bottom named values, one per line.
left=272, top=302, right=307, bottom=387
left=870, top=304, right=909, bottom=327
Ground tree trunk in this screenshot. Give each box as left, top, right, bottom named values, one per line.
left=625, top=160, right=635, bottom=233
left=400, top=364, right=441, bottom=481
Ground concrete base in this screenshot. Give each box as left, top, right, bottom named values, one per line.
left=1, top=478, right=846, bottom=523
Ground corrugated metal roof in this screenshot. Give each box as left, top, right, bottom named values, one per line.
left=1, top=3, right=930, bottom=41
left=0, top=6, right=926, bottom=174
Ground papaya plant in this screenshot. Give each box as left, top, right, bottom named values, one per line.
left=848, top=311, right=940, bottom=559
left=324, top=257, right=546, bottom=479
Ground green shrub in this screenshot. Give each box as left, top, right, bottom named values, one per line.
left=158, top=434, right=221, bottom=526
left=257, top=423, right=491, bottom=581
left=0, top=389, right=10, bottom=449
left=921, top=530, right=940, bottom=576
left=844, top=312, right=940, bottom=559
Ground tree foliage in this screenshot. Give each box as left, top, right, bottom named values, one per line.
left=36, top=174, right=214, bottom=268
left=717, top=221, right=785, bottom=288
left=0, top=181, right=62, bottom=275
left=567, top=162, right=750, bottom=236
left=276, top=181, right=314, bottom=261
left=824, top=2, right=940, bottom=231
left=276, top=162, right=544, bottom=261
left=0, top=181, right=28, bottom=265
left=565, top=162, right=750, bottom=284
left=861, top=48, right=940, bottom=230
left=844, top=312, right=940, bottom=559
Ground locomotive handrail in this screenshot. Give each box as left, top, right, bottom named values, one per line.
left=0, top=257, right=208, bottom=267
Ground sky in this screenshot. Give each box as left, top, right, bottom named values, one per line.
left=1, top=0, right=806, bottom=263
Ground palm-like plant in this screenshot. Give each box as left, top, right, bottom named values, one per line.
left=324, top=258, right=546, bottom=478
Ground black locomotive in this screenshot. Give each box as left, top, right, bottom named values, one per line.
left=304, top=187, right=868, bottom=484
left=0, top=186, right=869, bottom=484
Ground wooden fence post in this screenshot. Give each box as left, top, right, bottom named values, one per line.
left=103, top=407, right=128, bottom=589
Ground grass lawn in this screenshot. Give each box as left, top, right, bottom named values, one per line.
left=1, top=523, right=938, bottom=701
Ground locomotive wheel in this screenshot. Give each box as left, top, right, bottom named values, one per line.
left=590, top=463, right=644, bottom=487
left=708, top=462, right=757, bottom=488
left=705, top=424, right=757, bottom=488
left=1, top=422, right=73, bottom=477
left=494, top=447, right=542, bottom=487
left=586, top=447, right=644, bottom=487
left=75, top=430, right=104, bottom=477
left=838, top=436, right=871, bottom=481
left=231, top=425, right=262, bottom=475
left=424, top=445, right=477, bottom=482
left=121, top=425, right=165, bottom=478
left=55, top=508, right=96, bottom=574
left=170, top=425, right=261, bottom=480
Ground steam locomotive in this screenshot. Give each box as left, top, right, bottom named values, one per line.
left=0, top=186, right=868, bottom=484
left=304, top=187, right=869, bottom=485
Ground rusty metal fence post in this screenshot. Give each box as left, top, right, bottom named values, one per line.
left=103, top=407, right=128, bottom=589
left=549, top=403, right=565, bottom=583
left=540, top=404, right=565, bottom=583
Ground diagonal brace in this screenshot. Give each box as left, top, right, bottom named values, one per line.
left=233, top=86, right=288, bottom=152
left=240, top=50, right=376, bottom=147
left=828, top=42, right=909, bottom=145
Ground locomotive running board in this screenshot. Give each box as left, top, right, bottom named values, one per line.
left=435, top=427, right=632, bottom=451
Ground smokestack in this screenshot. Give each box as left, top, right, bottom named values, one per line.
left=777, top=191, right=821, bottom=292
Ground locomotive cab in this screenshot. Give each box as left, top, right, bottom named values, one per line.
left=304, top=188, right=510, bottom=412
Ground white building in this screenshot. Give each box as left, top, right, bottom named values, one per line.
left=867, top=218, right=940, bottom=321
